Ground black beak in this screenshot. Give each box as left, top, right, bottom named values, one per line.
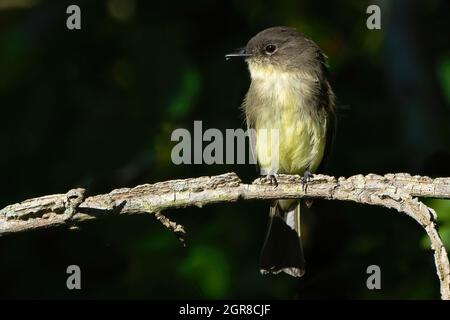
left=225, top=47, right=252, bottom=60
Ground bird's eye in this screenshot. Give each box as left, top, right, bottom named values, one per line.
left=264, top=44, right=277, bottom=55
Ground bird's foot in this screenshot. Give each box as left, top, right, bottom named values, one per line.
left=302, top=171, right=313, bottom=183
left=265, top=174, right=278, bottom=187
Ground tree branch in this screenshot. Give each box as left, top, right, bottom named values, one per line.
left=1, top=172, right=449, bottom=299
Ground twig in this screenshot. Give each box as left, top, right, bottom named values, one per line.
left=1, top=172, right=449, bottom=299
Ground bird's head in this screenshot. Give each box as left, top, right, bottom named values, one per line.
left=226, top=26, right=322, bottom=78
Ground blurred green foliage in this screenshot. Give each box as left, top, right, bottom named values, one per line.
left=0, top=0, right=449, bottom=299
left=424, top=199, right=450, bottom=250
left=438, top=56, right=450, bottom=105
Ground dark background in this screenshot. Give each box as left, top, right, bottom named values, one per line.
left=0, top=0, right=449, bottom=299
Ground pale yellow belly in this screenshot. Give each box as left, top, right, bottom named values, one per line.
left=255, top=103, right=327, bottom=175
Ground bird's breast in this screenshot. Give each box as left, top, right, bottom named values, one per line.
left=248, top=66, right=328, bottom=174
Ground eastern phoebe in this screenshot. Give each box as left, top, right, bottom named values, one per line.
left=226, top=26, right=336, bottom=277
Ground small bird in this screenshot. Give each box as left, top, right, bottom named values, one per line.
left=226, top=26, right=336, bottom=277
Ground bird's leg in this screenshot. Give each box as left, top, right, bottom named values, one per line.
left=301, top=170, right=313, bottom=192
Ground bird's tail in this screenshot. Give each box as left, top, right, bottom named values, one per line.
left=259, top=200, right=306, bottom=277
